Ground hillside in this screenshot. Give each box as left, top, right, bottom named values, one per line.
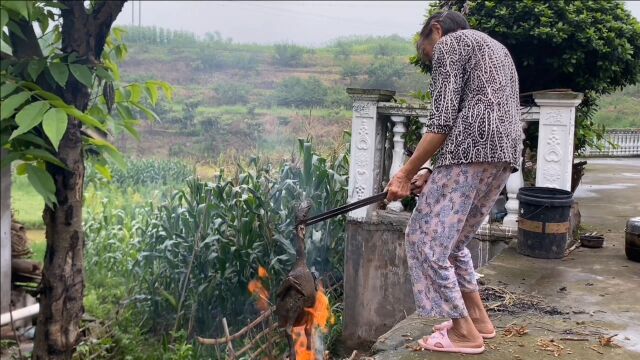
left=115, top=26, right=639, bottom=163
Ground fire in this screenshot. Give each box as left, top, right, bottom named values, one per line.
left=258, top=265, right=268, bottom=279
left=248, top=266, right=270, bottom=312
left=292, top=283, right=333, bottom=360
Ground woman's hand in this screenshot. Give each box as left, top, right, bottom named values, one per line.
left=386, top=171, right=412, bottom=201
left=411, top=169, right=431, bottom=196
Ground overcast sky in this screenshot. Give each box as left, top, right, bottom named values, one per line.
left=114, top=1, right=640, bottom=47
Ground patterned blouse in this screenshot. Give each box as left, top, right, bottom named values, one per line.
left=425, top=29, right=523, bottom=170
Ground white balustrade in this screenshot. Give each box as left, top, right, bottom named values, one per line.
left=583, top=129, right=640, bottom=157
left=347, top=89, right=584, bottom=239
left=387, top=115, right=408, bottom=211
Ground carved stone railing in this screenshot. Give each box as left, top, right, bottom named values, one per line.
left=346, top=88, right=583, bottom=237
left=583, top=129, right=640, bottom=157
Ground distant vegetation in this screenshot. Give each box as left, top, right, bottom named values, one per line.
left=115, top=24, right=637, bottom=164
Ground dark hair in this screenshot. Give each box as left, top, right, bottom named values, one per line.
left=419, top=11, right=470, bottom=39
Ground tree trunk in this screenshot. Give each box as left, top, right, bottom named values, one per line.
left=33, top=118, right=86, bottom=359
left=30, top=2, right=126, bottom=357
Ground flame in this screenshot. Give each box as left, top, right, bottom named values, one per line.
left=248, top=266, right=270, bottom=312
left=292, top=283, right=333, bottom=360
left=258, top=265, right=268, bottom=279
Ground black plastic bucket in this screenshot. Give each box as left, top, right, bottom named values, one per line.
left=517, top=187, right=574, bottom=259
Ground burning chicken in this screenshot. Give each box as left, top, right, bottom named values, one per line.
left=274, top=200, right=319, bottom=360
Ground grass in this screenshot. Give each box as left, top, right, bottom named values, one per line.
left=11, top=173, right=45, bottom=229
left=27, top=229, right=46, bottom=262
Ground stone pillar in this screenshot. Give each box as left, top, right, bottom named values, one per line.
left=534, top=91, right=583, bottom=190
left=1, top=149, right=11, bottom=314
left=346, top=88, right=395, bottom=220
left=503, top=146, right=524, bottom=230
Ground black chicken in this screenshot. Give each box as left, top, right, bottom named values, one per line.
left=275, top=200, right=318, bottom=360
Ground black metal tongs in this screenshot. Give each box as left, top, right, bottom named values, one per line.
left=297, top=191, right=388, bottom=226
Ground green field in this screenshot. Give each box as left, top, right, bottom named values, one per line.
left=12, top=172, right=45, bottom=230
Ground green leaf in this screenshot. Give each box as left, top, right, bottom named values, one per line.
left=0, top=151, right=21, bottom=169
left=61, top=106, right=106, bottom=131
left=0, top=83, right=17, bottom=98
left=145, top=82, right=159, bottom=106
left=27, top=59, right=46, bottom=81
left=112, top=27, right=125, bottom=42
left=11, top=132, right=53, bottom=149
left=158, top=81, right=173, bottom=101
left=3, top=1, right=29, bottom=20
left=42, top=108, right=68, bottom=151
left=26, top=164, right=57, bottom=207
left=10, top=100, right=49, bottom=139
left=69, top=63, right=93, bottom=88
left=89, top=138, right=125, bottom=168
left=16, top=162, right=28, bottom=175
left=95, top=66, right=114, bottom=81
left=94, top=163, right=112, bottom=181
left=37, top=12, right=49, bottom=34
left=22, top=148, right=66, bottom=168
left=7, top=21, right=26, bottom=40
left=48, top=62, right=69, bottom=88
left=122, top=119, right=140, bottom=141
left=131, top=102, right=159, bottom=122
left=129, top=83, right=143, bottom=103
left=0, top=9, right=9, bottom=30
left=0, top=91, right=30, bottom=120
left=0, top=36, right=12, bottom=56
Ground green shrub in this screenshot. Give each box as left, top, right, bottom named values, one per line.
left=273, top=77, right=329, bottom=108
left=273, top=44, right=306, bottom=67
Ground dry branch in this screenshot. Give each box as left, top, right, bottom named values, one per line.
left=197, top=308, right=274, bottom=345
left=236, top=323, right=280, bottom=357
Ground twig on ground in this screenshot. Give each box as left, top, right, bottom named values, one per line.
left=197, top=308, right=274, bottom=345
left=223, top=318, right=236, bottom=359
left=236, top=323, right=280, bottom=357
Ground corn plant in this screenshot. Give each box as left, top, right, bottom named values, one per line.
left=83, top=140, right=349, bottom=348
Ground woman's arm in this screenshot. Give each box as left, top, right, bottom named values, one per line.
left=386, top=133, right=447, bottom=201
left=386, top=37, right=465, bottom=202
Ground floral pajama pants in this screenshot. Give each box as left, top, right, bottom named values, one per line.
left=405, top=162, right=511, bottom=319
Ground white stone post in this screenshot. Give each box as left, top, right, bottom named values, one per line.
left=346, top=89, right=395, bottom=220
left=387, top=115, right=407, bottom=211
left=534, top=92, right=583, bottom=190
left=1, top=149, right=11, bottom=314
left=418, top=116, right=429, bottom=136
left=503, top=157, right=524, bottom=230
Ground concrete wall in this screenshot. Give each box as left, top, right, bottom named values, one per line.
left=343, top=211, right=415, bottom=350
left=1, top=149, right=11, bottom=314
left=343, top=210, right=512, bottom=350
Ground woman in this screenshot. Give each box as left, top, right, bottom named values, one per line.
left=385, top=11, right=523, bottom=354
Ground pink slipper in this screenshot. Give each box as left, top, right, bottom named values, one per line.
left=433, top=320, right=497, bottom=339
left=418, top=329, right=485, bottom=354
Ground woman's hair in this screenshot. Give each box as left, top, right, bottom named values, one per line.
left=419, top=11, right=470, bottom=40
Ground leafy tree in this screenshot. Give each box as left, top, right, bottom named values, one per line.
left=341, top=61, right=364, bottom=83
left=273, top=43, right=305, bottom=67
left=415, top=0, right=640, bottom=153
left=333, top=40, right=352, bottom=60
left=0, top=1, right=170, bottom=357
left=366, top=57, right=405, bottom=89
left=273, top=77, right=328, bottom=108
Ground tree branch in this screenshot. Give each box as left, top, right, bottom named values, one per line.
left=91, top=0, right=126, bottom=60
left=92, top=1, right=126, bottom=29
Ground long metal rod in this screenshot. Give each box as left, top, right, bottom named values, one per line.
left=300, top=192, right=388, bottom=226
